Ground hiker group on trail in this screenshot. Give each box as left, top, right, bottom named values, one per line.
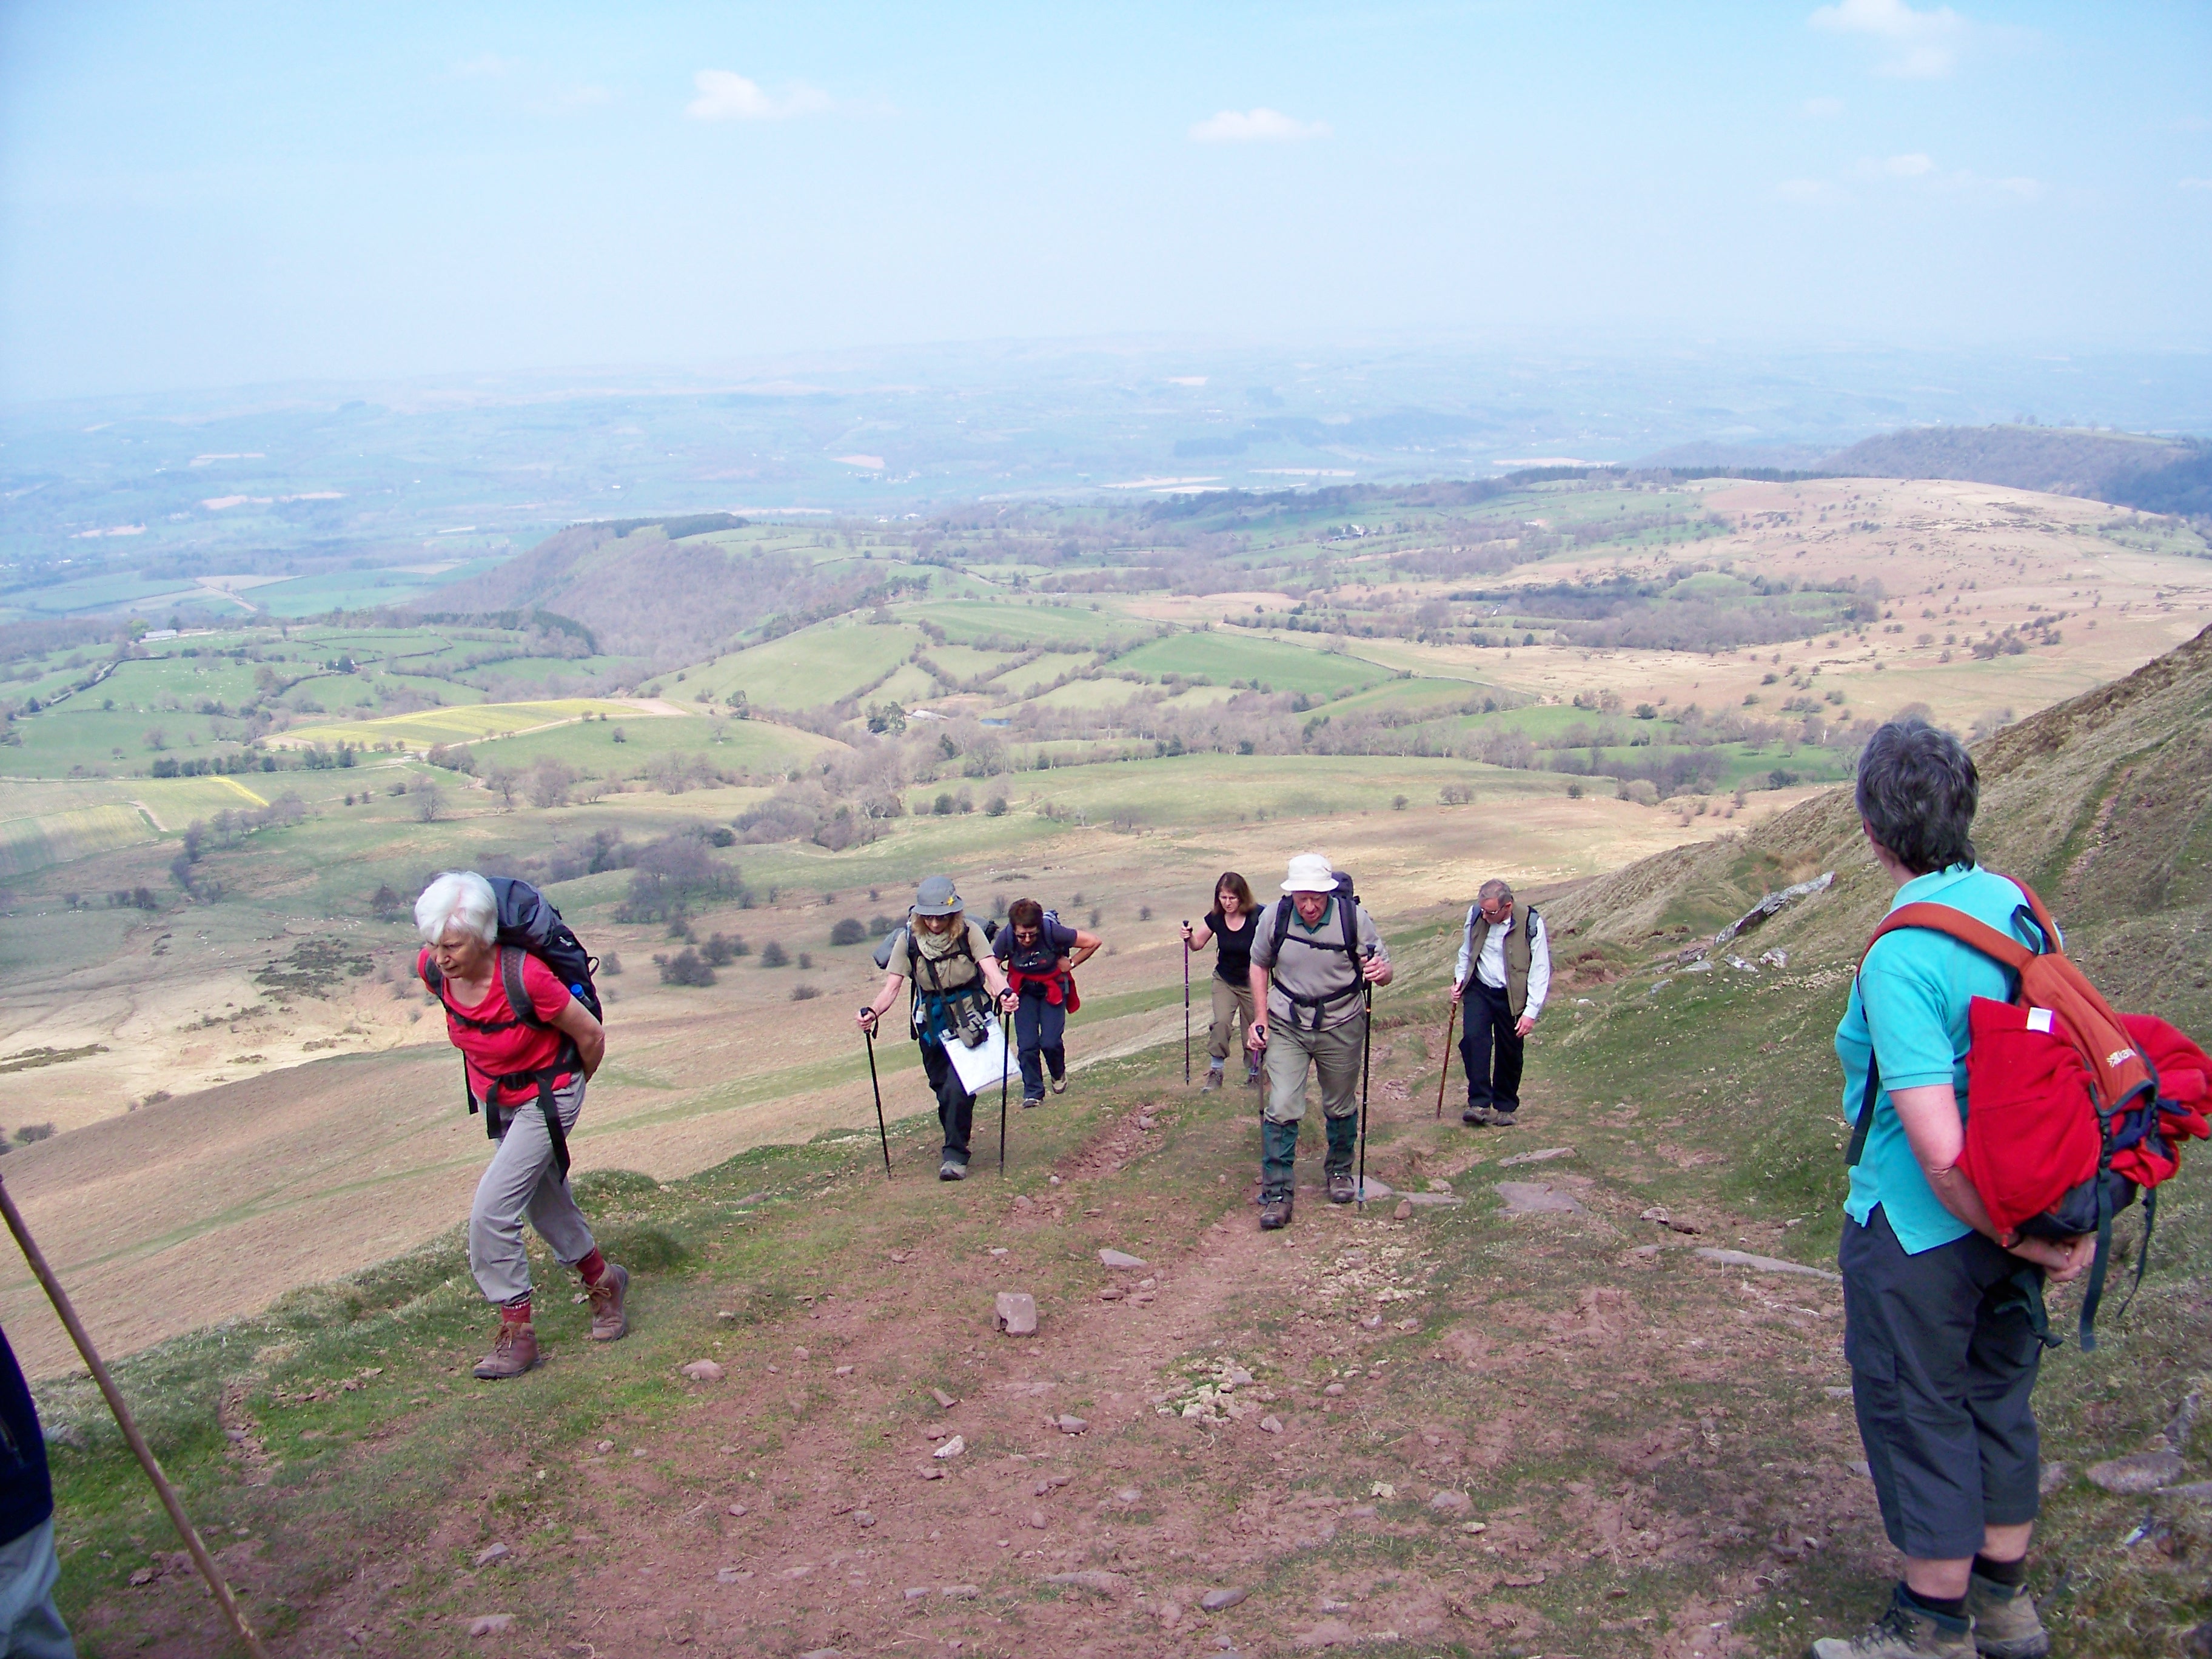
left=417, top=871, right=629, bottom=1381
left=1450, top=877, right=1549, bottom=1128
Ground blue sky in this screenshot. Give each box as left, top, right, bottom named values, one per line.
left=2, top=1, right=2207, bottom=402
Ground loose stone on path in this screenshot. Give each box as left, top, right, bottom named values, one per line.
left=1099, top=1248, right=1147, bottom=1269
left=1695, top=1247, right=1842, bottom=1283
left=1495, top=1182, right=1586, bottom=1215
left=994, top=1292, right=1039, bottom=1336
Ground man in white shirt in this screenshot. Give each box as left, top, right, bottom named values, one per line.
left=1450, top=878, right=1549, bottom=1127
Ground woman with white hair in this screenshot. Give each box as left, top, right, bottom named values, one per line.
left=416, top=871, right=625, bottom=1381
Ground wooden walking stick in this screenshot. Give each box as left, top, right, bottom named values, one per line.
left=1434, top=998, right=1458, bottom=1121
left=0, top=1173, right=270, bottom=1659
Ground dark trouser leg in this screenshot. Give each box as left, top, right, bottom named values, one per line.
left=1014, top=995, right=1047, bottom=1098
left=1324, top=1112, right=1358, bottom=1175
left=922, top=1040, right=975, bottom=1162
left=1483, top=980, right=1525, bottom=1112
left=1039, top=997, right=1067, bottom=1083
left=1459, top=988, right=1498, bottom=1108
left=1261, top=1119, right=1300, bottom=1195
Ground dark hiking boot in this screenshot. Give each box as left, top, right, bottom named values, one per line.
left=1462, top=1104, right=1493, bottom=1126
left=1491, top=1108, right=1519, bottom=1128
left=1259, top=1188, right=1294, bottom=1230
left=1245, top=1063, right=1262, bottom=1087
left=1201, top=1068, right=1223, bottom=1092
left=1809, top=1588, right=1974, bottom=1659
left=1050, top=1074, right=1066, bottom=1094
left=586, top=1262, right=629, bottom=1343
left=1327, top=1170, right=1357, bottom=1204
left=939, top=1158, right=968, bottom=1181
left=472, top=1321, right=539, bottom=1381
left=1022, top=1093, right=1045, bottom=1109
left=1965, top=1575, right=2048, bottom=1659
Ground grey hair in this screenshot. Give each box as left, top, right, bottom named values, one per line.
left=415, top=871, right=498, bottom=945
left=1855, top=718, right=1978, bottom=876
left=1479, top=878, right=1514, bottom=905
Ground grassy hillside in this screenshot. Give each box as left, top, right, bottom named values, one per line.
left=32, top=625, right=2212, bottom=1659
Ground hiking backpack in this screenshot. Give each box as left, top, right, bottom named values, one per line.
left=1848, top=873, right=2210, bottom=1349
left=421, top=876, right=602, bottom=1177
left=1268, top=871, right=1368, bottom=1030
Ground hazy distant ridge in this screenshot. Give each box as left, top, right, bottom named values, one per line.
left=1819, top=424, right=2212, bottom=516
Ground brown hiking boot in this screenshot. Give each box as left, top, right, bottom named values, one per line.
left=1258, top=1188, right=1294, bottom=1230
left=472, top=1321, right=539, bottom=1381
left=1327, top=1170, right=1357, bottom=1204
left=586, top=1262, right=629, bottom=1342
left=1200, top=1069, right=1223, bottom=1092
left=1965, top=1575, right=2048, bottom=1659
left=1810, top=1589, right=1974, bottom=1659
left=1462, top=1105, right=1493, bottom=1126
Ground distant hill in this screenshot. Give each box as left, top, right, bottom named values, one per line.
left=1551, top=620, right=2212, bottom=1040
left=1818, top=424, right=2212, bottom=516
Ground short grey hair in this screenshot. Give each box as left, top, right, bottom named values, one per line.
left=1856, top=718, right=1978, bottom=876
left=416, top=871, right=498, bottom=945
left=1479, top=879, right=1514, bottom=905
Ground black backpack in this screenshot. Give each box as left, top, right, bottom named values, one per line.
left=421, top=877, right=600, bottom=1176
left=1269, top=871, right=1367, bottom=1030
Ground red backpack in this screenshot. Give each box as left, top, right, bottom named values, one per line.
left=1849, top=874, right=2210, bottom=1350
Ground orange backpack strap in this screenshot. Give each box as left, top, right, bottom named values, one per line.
left=1859, top=902, right=2036, bottom=976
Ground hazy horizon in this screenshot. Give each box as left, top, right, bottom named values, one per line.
left=5, top=1, right=2210, bottom=405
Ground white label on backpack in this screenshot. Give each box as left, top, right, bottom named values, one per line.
left=2025, top=1007, right=2054, bottom=1034
left=2108, top=1047, right=2136, bottom=1067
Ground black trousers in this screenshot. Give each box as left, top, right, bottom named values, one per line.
left=919, top=1038, right=976, bottom=1162
left=1458, top=979, right=1523, bottom=1112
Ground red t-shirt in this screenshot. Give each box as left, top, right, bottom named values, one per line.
left=418, top=947, right=574, bottom=1104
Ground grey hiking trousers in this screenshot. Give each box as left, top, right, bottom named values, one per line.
left=468, top=1074, right=596, bottom=1306
left=1261, top=1013, right=1366, bottom=1125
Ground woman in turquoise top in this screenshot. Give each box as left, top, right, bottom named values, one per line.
left=1814, top=719, right=2091, bottom=1659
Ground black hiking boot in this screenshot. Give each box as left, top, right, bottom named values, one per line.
left=1463, top=1104, right=1493, bottom=1126
left=1327, top=1170, right=1357, bottom=1204
left=1259, top=1188, right=1294, bottom=1230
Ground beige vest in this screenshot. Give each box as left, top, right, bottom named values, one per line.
left=1466, top=907, right=1537, bottom=1017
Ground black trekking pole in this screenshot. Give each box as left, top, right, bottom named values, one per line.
left=999, top=1010, right=1011, bottom=1176
left=1182, top=923, right=1192, bottom=1086
left=860, top=1010, right=891, bottom=1178
left=1356, top=951, right=1376, bottom=1208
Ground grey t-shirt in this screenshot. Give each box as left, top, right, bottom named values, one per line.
left=1248, top=897, right=1388, bottom=1029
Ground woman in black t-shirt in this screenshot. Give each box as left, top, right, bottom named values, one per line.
left=1181, top=871, right=1261, bottom=1091
left=994, top=897, right=1103, bottom=1105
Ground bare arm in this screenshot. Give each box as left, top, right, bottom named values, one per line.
left=1247, top=962, right=1270, bottom=1050
left=1890, top=1082, right=2095, bottom=1281
left=553, top=996, right=605, bottom=1078
left=1181, top=917, right=1215, bottom=952
left=1067, top=928, right=1103, bottom=970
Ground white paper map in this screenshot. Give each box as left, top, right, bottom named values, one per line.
left=939, top=1020, right=1014, bottom=1096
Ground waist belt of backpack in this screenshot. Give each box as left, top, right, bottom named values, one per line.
left=1281, top=982, right=1362, bottom=1032
left=481, top=1043, right=577, bottom=1180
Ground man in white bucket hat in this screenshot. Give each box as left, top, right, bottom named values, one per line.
left=1246, top=853, right=1392, bottom=1229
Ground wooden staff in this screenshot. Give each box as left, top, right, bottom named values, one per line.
left=0, top=1173, right=269, bottom=1659
left=1435, top=998, right=1459, bottom=1120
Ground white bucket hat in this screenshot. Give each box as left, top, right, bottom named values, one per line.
left=1281, top=853, right=1336, bottom=894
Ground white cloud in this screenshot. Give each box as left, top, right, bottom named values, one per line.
left=1809, top=0, right=1969, bottom=78
left=1188, top=108, right=1331, bottom=143
left=1800, top=95, right=1847, bottom=118
left=2182, top=178, right=2212, bottom=192
left=686, top=70, right=834, bottom=122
